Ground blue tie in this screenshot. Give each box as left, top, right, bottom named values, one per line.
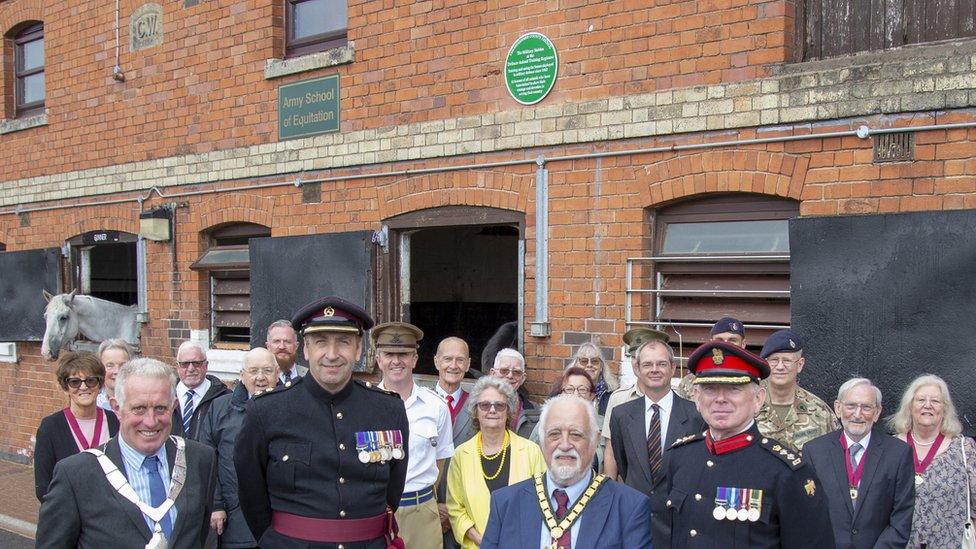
left=182, top=390, right=195, bottom=434
left=143, top=456, right=173, bottom=538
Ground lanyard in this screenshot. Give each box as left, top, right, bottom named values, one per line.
left=64, top=407, right=105, bottom=450
left=841, top=433, right=867, bottom=488
left=907, top=431, right=945, bottom=474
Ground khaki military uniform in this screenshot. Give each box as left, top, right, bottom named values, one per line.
left=755, top=384, right=838, bottom=454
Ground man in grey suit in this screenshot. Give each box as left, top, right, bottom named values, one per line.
left=36, top=358, right=217, bottom=549
left=610, top=339, right=706, bottom=548
left=803, top=377, right=914, bottom=549
left=433, top=337, right=476, bottom=549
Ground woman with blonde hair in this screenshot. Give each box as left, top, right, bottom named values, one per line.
left=888, top=374, right=975, bottom=548
left=571, top=342, right=618, bottom=416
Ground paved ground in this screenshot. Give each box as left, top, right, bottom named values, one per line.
left=0, top=459, right=37, bottom=542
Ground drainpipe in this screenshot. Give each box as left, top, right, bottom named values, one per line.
left=529, top=154, right=550, bottom=338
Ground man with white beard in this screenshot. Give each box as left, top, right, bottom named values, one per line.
left=480, top=394, right=653, bottom=549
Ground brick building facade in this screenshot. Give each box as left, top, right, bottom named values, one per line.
left=2, top=0, right=976, bottom=460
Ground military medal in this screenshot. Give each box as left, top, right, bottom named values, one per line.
left=908, top=430, right=944, bottom=488
left=747, top=489, right=763, bottom=522
left=713, top=487, right=728, bottom=520
left=356, top=432, right=370, bottom=463
left=736, top=489, right=749, bottom=521
left=378, top=431, right=392, bottom=462
left=725, top=487, right=739, bottom=521
left=391, top=431, right=404, bottom=460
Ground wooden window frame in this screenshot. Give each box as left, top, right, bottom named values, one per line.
left=285, top=0, right=347, bottom=58
left=14, top=23, right=44, bottom=118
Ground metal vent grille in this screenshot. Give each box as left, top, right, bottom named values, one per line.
left=873, top=132, right=914, bottom=162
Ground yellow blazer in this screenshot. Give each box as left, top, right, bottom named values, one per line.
left=446, top=430, right=546, bottom=548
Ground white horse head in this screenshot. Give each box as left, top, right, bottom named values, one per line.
left=41, top=289, right=80, bottom=360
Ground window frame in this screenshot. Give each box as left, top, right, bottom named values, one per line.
left=284, top=0, right=347, bottom=58
left=13, top=23, right=44, bottom=118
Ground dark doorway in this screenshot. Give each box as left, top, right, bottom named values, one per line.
left=405, top=224, right=520, bottom=375
left=68, top=231, right=138, bottom=306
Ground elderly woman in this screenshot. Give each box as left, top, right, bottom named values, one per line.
left=34, top=351, right=120, bottom=501
left=446, top=376, right=546, bottom=547
left=571, top=342, right=618, bottom=416
left=96, top=339, right=133, bottom=412
left=199, top=347, right=276, bottom=548
left=529, top=367, right=605, bottom=471
left=888, top=374, right=976, bottom=548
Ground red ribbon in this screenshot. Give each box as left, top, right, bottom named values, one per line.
left=841, top=432, right=868, bottom=489
left=63, top=407, right=105, bottom=450
left=907, top=430, right=945, bottom=475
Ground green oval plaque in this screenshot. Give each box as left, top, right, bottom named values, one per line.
left=504, top=32, right=558, bottom=105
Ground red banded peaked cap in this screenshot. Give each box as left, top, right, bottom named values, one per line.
left=687, top=341, right=770, bottom=385
left=290, top=296, right=374, bottom=335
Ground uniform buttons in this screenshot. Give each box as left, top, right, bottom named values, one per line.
left=338, top=545, right=345, bottom=549
left=690, top=529, right=698, bottom=537
left=282, top=455, right=289, bottom=462
left=336, top=412, right=344, bottom=420
left=762, top=438, right=769, bottom=444
left=339, top=443, right=346, bottom=450
left=746, top=435, right=753, bottom=442
left=666, top=500, right=672, bottom=507
left=339, top=477, right=346, bottom=484
left=706, top=460, right=714, bottom=467
left=694, top=494, right=702, bottom=501
left=339, top=510, right=346, bottom=517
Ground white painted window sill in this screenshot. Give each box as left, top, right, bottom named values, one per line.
left=265, top=42, right=355, bottom=80
left=0, top=112, right=48, bottom=135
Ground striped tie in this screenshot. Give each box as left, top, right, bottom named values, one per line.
left=182, top=390, right=195, bottom=434
left=647, top=404, right=662, bottom=482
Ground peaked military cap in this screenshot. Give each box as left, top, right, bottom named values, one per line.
left=710, top=316, right=745, bottom=337
left=760, top=329, right=803, bottom=359
left=371, top=321, right=423, bottom=353
left=622, top=327, right=670, bottom=355
left=688, top=340, right=770, bottom=385
left=290, top=296, right=374, bottom=335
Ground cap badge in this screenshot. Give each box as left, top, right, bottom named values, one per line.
left=731, top=322, right=738, bottom=330
left=323, top=306, right=335, bottom=317
left=788, top=339, right=796, bottom=349
left=712, top=348, right=724, bottom=365
left=390, top=333, right=402, bottom=344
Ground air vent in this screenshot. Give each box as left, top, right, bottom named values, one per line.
left=873, top=132, right=914, bottom=163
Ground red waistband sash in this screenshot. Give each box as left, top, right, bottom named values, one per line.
left=272, top=508, right=402, bottom=547
left=64, top=407, right=105, bottom=450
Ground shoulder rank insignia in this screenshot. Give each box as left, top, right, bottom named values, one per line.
left=759, top=436, right=804, bottom=470
left=671, top=431, right=705, bottom=449
left=253, top=379, right=299, bottom=399
left=359, top=379, right=400, bottom=397
left=804, top=479, right=816, bottom=497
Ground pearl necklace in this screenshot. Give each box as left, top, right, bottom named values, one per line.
left=910, top=433, right=939, bottom=446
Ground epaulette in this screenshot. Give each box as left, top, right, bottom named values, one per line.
left=670, top=431, right=706, bottom=449
left=759, top=436, right=804, bottom=470
left=252, top=377, right=302, bottom=399
left=357, top=378, right=400, bottom=398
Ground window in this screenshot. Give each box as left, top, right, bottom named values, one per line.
left=67, top=231, right=139, bottom=306
left=285, top=0, right=347, bottom=57
left=804, top=0, right=976, bottom=60
left=13, top=23, right=44, bottom=117
left=628, top=194, right=799, bottom=357
left=191, top=223, right=270, bottom=347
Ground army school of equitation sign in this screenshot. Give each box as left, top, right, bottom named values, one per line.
left=278, top=74, right=340, bottom=140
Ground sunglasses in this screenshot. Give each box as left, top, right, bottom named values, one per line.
left=65, top=376, right=102, bottom=389
left=476, top=401, right=509, bottom=412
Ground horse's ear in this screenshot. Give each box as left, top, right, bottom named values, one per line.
left=67, top=289, right=77, bottom=302
left=42, top=290, right=54, bottom=302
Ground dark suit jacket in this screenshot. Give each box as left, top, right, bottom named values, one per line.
left=480, top=476, right=652, bottom=549
left=171, top=375, right=231, bottom=440
left=34, top=409, right=120, bottom=501
left=36, top=437, right=216, bottom=549
left=803, top=428, right=915, bottom=549
left=610, top=391, right=705, bottom=548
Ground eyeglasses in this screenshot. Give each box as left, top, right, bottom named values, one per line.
left=65, top=376, right=102, bottom=389
left=576, top=357, right=602, bottom=366
left=562, top=386, right=592, bottom=396
left=841, top=403, right=877, bottom=414
left=243, top=367, right=277, bottom=377
left=476, top=401, right=509, bottom=412
left=494, top=368, right=524, bottom=378
left=177, top=360, right=207, bottom=369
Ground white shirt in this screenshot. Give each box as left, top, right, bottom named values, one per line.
left=434, top=383, right=463, bottom=404
left=538, top=469, right=593, bottom=549
left=644, top=391, right=674, bottom=452
left=177, top=378, right=210, bottom=413
left=843, top=430, right=873, bottom=469
left=378, top=382, right=454, bottom=491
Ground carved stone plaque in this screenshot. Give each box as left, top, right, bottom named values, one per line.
left=130, top=4, right=163, bottom=52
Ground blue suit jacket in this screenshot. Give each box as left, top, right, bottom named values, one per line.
left=480, top=476, right=653, bottom=549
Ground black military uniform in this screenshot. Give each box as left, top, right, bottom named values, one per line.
left=665, top=341, right=835, bottom=548
left=235, top=297, right=410, bottom=548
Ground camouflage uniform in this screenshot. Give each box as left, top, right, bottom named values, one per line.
left=756, top=384, right=838, bottom=454
left=674, top=373, right=696, bottom=401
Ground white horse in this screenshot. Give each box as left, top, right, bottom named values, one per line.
left=41, top=290, right=140, bottom=360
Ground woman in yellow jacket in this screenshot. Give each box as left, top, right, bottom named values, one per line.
left=447, top=376, right=546, bottom=547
